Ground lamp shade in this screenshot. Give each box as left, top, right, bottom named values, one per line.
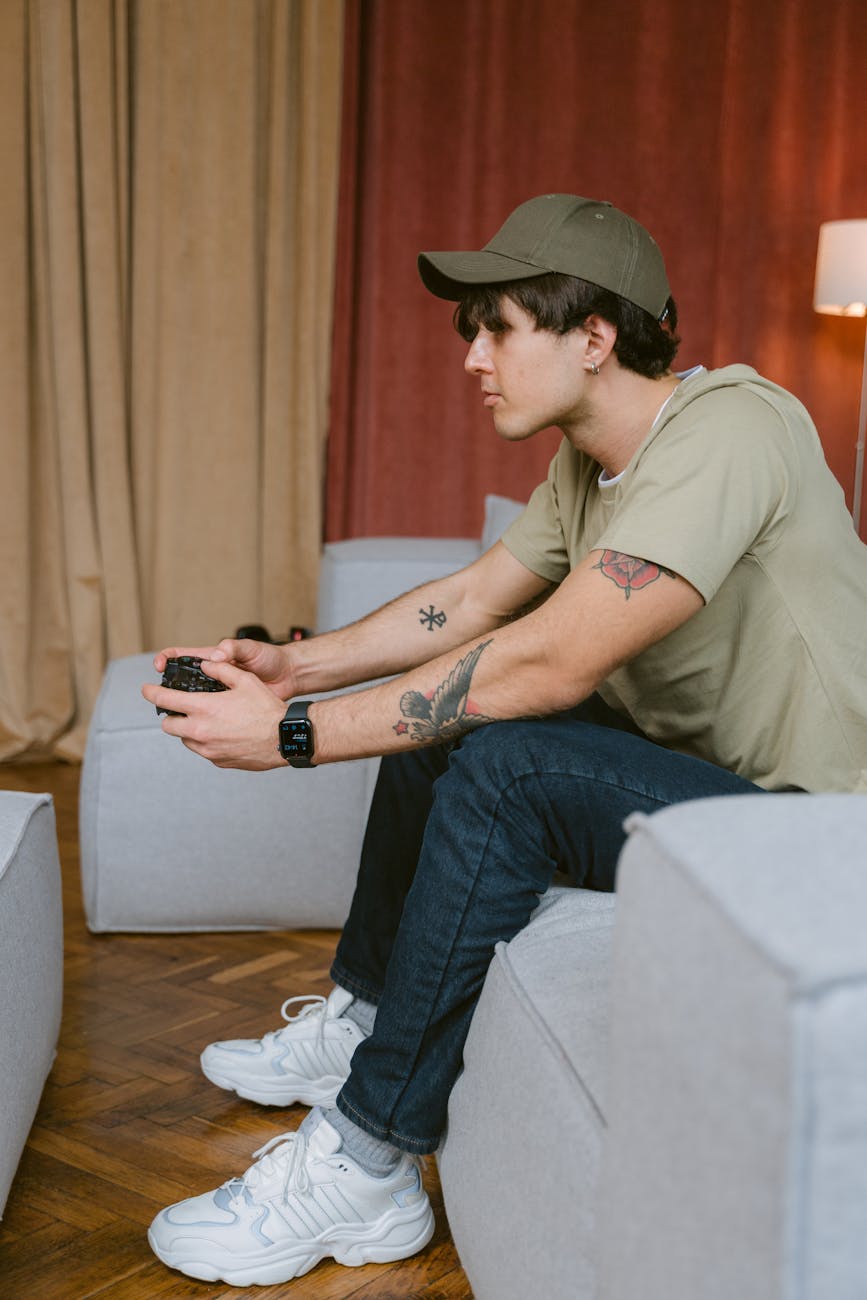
left=814, top=219, right=867, bottom=316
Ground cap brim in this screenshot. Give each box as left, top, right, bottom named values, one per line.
left=418, top=249, right=548, bottom=300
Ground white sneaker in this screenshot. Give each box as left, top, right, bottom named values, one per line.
left=148, top=1116, right=435, bottom=1285
left=200, top=988, right=367, bottom=1107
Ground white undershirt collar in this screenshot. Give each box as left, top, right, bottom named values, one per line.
left=598, top=365, right=705, bottom=488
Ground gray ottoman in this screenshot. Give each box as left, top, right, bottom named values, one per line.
left=78, top=533, right=484, bottom=934
left=0, top=792, right=63, bottom=1217
left=79, top=653, right=381, bottom=932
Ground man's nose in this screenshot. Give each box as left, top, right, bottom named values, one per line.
left=464, top=333, right=492, bottom=375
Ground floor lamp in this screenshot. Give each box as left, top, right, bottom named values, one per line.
left=813, top=219, right=867, bottom=535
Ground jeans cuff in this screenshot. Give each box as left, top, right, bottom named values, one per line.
left=330, top=959, right=383, bottom=1006
left=335, top=1091, right=440, bottom=1156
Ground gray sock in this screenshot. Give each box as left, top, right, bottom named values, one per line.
left=321, top=1105, right=401, bottom=1176
left=343, top=994, right=377, bottom=1037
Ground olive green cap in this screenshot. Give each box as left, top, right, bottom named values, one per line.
left=418, top=193, right=671, bottom=319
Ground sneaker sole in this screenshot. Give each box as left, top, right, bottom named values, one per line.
left=200, top=1057, right=345, bottom=1108
left=148, top=1199, right=435, bottom=1285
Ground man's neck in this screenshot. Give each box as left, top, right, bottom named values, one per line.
left=562, top=368, right=682, bottom=478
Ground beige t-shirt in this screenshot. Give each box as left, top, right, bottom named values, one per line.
left=501, top=365, right=867, bottom=793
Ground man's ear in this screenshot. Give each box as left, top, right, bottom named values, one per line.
left=581, top=314, right=617, bottom=370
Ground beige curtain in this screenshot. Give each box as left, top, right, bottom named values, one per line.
left=0, top=0, right=343, bottom=762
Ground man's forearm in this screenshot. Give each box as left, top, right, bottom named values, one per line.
left=284, top=558, right=540, bottom=697
left=306, top=613, right=583, bottom=764
left=286, top=582, right=493, bottom=695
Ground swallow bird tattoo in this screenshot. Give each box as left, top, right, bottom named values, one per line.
left=394, top=639, right=495, bottom=742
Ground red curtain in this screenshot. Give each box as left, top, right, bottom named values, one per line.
left=327, top=0, right=867, bottom=542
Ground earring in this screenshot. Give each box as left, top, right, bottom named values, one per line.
left=589, top=362, right=600, bottom=376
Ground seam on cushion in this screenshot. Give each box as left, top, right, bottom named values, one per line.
left=793, top=970, right=867, bottom=1001
left=495, top=939, right=610, bottom=1128
left=0, top=794, right=52, bottom=885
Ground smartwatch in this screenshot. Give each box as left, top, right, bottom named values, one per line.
left=278, top=700, right=315, bottom=768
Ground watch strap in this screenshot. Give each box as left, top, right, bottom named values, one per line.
left=283, top=700, right=311, bottom=721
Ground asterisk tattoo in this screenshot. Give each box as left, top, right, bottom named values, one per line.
left=419, top=605, right=447, bottom=631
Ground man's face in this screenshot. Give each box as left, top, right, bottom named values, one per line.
left=463, top=295, right=590, bottom=440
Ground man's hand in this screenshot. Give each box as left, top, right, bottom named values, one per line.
left=141, top=660, right=288, bottom=770
left=152, top=638, right=295, bottom=698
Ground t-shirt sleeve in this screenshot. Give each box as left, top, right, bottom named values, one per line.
left=594, top=390, right=799, bottom=602
left=499, top=452, right=571, bottom=583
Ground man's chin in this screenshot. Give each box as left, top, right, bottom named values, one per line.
left=494, top=420, right=538, bottom=443
left=499, top=431, right=538, bottom=447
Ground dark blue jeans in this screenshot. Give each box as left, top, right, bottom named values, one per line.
left=331, top=697, right=761, bottom=1153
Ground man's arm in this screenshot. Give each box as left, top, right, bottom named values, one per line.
left=150, top=542, right=551, bottom=699
left=142, top=543, right=554, bottom=759
left=286, top=542, right=554, bottom=695
left=304, top=548, right=702, bottom=762
left=150, top=548, right=701, bottom=769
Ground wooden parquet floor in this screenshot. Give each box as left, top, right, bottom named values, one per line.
left=0, top=761, right=473, bottom=1300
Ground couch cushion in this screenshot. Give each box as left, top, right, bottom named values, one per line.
left=440, top=886, right=616, bottom=1300
left=480, top=494, right=526, bottom=553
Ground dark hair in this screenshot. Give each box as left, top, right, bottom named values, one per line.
left=454, top=272, right=680, bottom=378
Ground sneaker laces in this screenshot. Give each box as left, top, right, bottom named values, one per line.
left=225, top=1130, right=314, bottom=1205
left=261, top=994, right=331, bottom=1051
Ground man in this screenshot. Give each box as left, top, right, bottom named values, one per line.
left=143, top=194, right=867, bottom=1286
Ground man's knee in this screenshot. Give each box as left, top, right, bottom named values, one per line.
left=449, top=715, right=584, bottom=782
left=433, top=721, right=574, bottom=823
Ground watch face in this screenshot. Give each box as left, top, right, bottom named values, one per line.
left=279, top=718, right=313, bottom=760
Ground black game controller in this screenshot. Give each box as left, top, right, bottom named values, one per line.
left=155, top=656, right=228, bottom=716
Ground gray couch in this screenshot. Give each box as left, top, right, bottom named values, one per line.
left=79, top=502, right=867, bottom=1298
left=0, top=792, right=64, bottom=1218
